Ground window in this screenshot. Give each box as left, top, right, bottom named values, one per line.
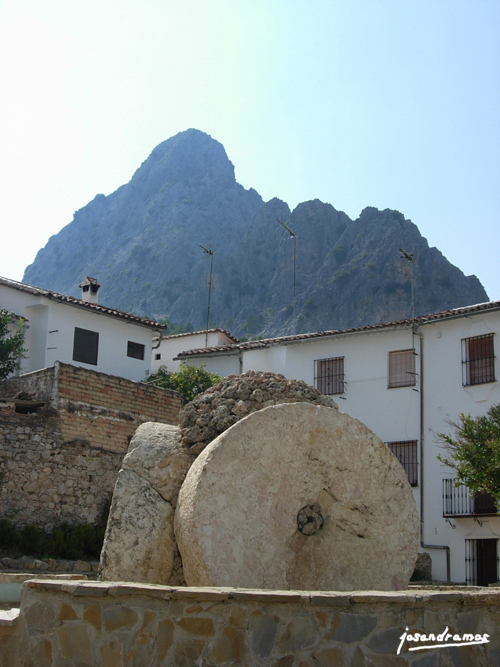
left=388, top=349, right=416, bottom=388
left=73, top=327, right=99, bottom=366
left=155, top=353, right=161, bottom=360
left=314, top=357, right=345, bottom=395
left=462, top=334, right=495, bottom=386
left=387, top=440, right=418, bottom=486
left=127, top=341, right=145, bottom=360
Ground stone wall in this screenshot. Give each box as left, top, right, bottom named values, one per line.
left=8, top=581, right=500, bottom=666
left=0, top=363, right=182, bottom=529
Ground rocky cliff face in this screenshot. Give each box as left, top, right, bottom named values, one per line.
left=23, top=129, right=488, bottom=337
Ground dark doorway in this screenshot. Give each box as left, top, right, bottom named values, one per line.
left=476, top=539, right=498, bottom=586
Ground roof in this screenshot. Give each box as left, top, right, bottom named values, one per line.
left=0, top=276, right=166, bottom=330
left=177, top=300, right=500, bottom=358
left=155, top=328, right=240, bottom=343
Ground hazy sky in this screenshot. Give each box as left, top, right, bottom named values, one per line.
left=1, top=0, right=499, bottom=300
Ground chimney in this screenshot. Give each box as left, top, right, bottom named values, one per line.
left=79, top=276, right=101, bottom=304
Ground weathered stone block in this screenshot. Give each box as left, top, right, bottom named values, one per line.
left=313, top=646, right=346, bottom=667
left=207, top=625, right=246, bottom=664
left=249, top=611, right=278, bottom=659
left=174, top=639, right=205, bottom=667
left=279, top=615, right=319, bottom=652
left=158, top=618, right=174, bottom=660
left=103, top=605, right=139, bottom=632
left=177, top=616, right=215, bottom=636
left=331, top=613, right=377, bottom=643
left=99, top=469, right=175, bottom=584
left=56, top=623, right=93, bottom=665
left=23, top=602, right=55, bottom=637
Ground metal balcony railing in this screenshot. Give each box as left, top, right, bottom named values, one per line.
left=443, top=479, right=499, bottom=517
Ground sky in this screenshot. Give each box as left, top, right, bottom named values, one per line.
left=1, top=0, right=499, bottom=300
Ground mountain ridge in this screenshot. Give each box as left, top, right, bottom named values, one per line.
left=23, top=129, right=488, bottom=337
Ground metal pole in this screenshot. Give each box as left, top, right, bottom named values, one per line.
left=200, top=246, right=214, bottom=347
left=399, top=248, right=415, bottom=348
left=277, top=219, right=297, bottom=335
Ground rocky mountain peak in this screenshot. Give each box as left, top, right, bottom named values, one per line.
left=22, top=131, right=488, bottom=337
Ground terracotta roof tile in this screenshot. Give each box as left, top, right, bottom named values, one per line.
left=155, top=329, right=239, bottom=343
left=177, top=300, right=500, bottom=358
left=0, top=276, right=166, bottom=329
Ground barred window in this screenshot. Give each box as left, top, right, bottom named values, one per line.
left=314, top=357, right=345, bottom=395
left=388, top=349, right=416, bottom=388
left=462, top=334, right=495, bottom=386
left=387, top=440, right=418, bottom=486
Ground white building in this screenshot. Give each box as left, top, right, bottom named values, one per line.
left=151, top=329, right=239, bottom=374
left=0, top=276, right=165, bottom=382
left=177, top=301, right=500, bottom=585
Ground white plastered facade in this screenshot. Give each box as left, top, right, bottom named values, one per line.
left=181, top=305, right=500, bottom=584
left=1, top=279, right=161, bottom=382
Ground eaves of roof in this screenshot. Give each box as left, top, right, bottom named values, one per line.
left=0, top=276, right=166, bottom=330
left=176, top=300, right=500, bottom=359
left=154, top=328, right=239, bottom=343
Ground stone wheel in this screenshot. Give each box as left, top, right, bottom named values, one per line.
left=175, top=403, right=419, bottom=591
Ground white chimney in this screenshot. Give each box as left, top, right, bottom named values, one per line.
left=79, top=276, right=101, bottom=304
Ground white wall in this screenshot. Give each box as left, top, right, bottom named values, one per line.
left=151, top=330, right=236, bottom=373
left=421, top=312, right=500, bottom=583
left=1, top=285, right=156, bottom=382
left=195, top=326, right=421, bottom=443
left=184, top=311, right=500, bottom=583
left=187, top=353, right=241, bottom=378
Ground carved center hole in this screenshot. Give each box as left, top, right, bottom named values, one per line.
left=297, top=504, right=323, bottom=536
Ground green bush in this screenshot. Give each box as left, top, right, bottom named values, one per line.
left=0, top=517, right=107, bottom=560
left=145, top=363, right=222, bottom=404
left=18, top=524, right=43, bottom=554
left=0, top=518, right=18, bottom=550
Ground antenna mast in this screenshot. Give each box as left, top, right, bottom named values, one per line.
left=399, top=247, right=415, bottom=350
left=277, top=218, right=297, bottom=334
left=200, top=245, right=214, bottom=347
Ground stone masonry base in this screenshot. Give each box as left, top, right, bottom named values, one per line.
left=2, top=581, right=499, bottom=666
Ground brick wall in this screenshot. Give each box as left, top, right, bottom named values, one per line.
left=0, top=362, right=182, bottom=528
left=56, top=363, right=182, bottom=455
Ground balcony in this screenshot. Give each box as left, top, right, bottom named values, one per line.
left=442, top=479, right=499, bottom=517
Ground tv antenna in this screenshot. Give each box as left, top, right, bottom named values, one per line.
left=200, top=245, right=214, bottom=348
left=399, top=247, right=416, bottom=354
left=277, top=219, right=297, bottom=334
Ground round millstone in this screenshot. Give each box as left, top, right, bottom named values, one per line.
left=175, top=402, right=419, bottom=591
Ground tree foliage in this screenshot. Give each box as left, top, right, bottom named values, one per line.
left=0, top=310, right=25, bottom=379
left=145, top=363, right=222, bottom=403
left=438, top=404, right=500, bottom=503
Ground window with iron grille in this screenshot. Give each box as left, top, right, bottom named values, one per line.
left=314, top=357, right=345, bottom=395
left=73, top=327, right=99, bottom=366
left=462, top=334, right=495, bottom=386
left=127, top=341, right=145, bottom=360
left=386, top=440, right=418, bottom=486
left=388, top=349, right=416, bottom=388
